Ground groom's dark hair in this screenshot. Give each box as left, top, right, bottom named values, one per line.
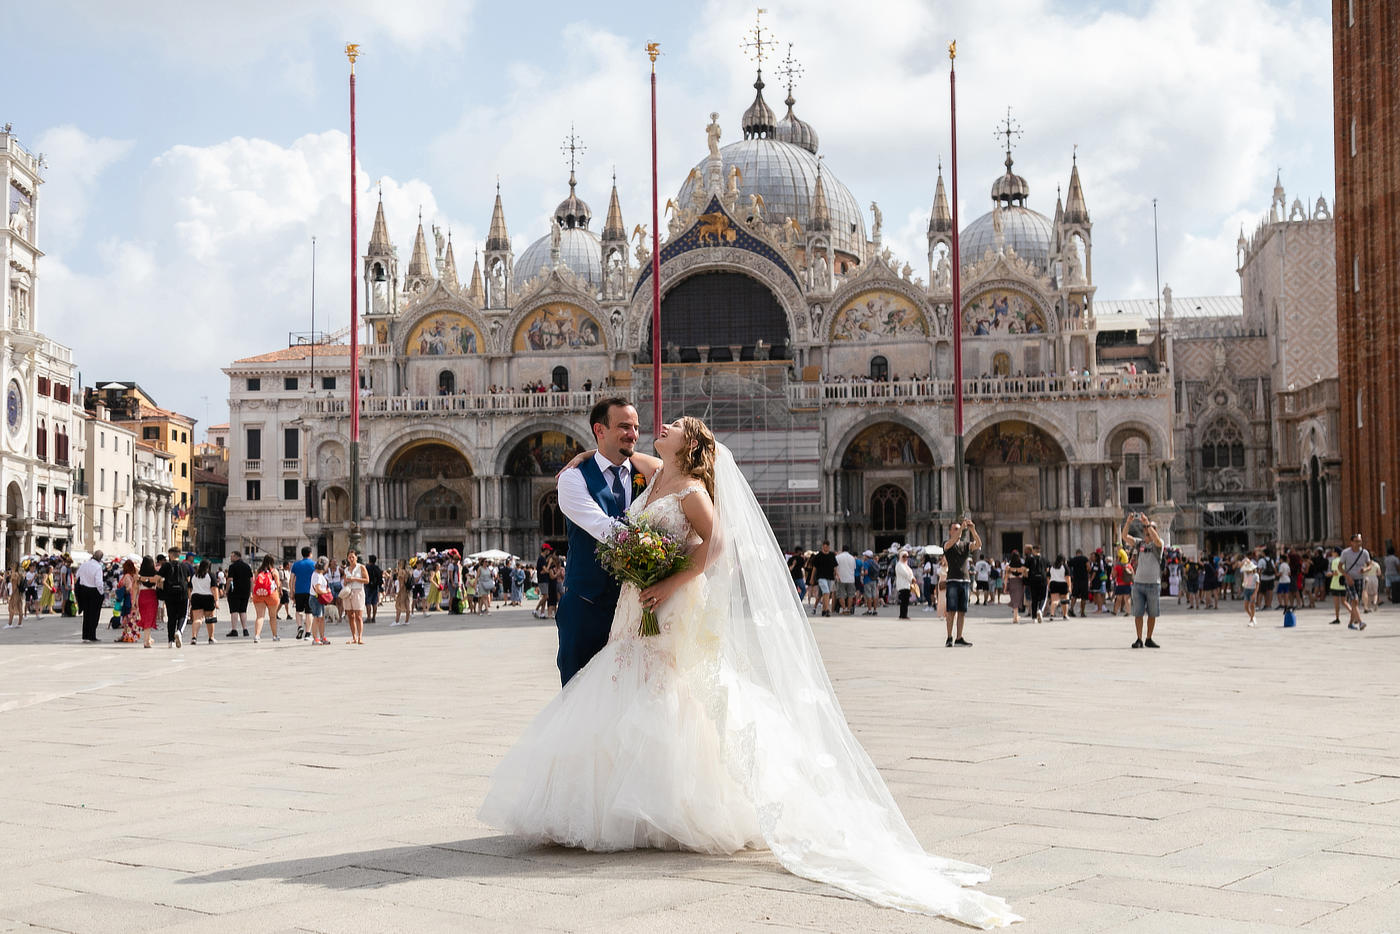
left=589, top=396, right=633, bottom=431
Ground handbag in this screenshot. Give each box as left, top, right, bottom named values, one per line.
left=317, top=590, right=334, bottom=605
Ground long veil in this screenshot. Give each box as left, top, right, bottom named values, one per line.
left=697, top=444, right=1021, bottom=928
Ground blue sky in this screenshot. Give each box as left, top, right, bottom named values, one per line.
left=10, top=0, right=1333, bottom=432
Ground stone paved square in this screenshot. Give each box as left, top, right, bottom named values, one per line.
left=2, top=600, right=1398, bottom=932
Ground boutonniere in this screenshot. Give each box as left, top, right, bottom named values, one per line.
left=633, top=470, right=648, bottom=494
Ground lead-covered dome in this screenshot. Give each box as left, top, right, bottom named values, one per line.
left=677, top=139, right=866, bottom=258
left=960, top=205, right=1054, bottom=272
left=516, top=226, right=603, bottom=287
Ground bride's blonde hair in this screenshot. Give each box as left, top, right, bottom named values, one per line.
left=676, top=416, right=717, bottom=499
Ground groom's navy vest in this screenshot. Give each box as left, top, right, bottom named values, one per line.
left=563, top=458, right=632, bottom=603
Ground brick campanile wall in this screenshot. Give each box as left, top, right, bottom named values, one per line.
left=1334, top=2, right=1400, bottom=553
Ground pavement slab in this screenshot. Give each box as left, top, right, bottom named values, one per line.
left=1, top=600, right=1397, bottom=931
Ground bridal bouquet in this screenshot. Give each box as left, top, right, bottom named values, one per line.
left=596, top=519, right=691, bottom=636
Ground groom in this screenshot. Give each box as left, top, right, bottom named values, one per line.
left=554, top=397, right=642, bottom=686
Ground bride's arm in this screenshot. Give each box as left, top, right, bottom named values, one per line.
left=638, top=488, right=714, bottom=607
left=556, top=449, right=663, bottom=478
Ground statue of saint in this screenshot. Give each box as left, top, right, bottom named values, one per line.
left=706, top=113, right=722, bottom=159
left=870, top=202, right=883, bottom=242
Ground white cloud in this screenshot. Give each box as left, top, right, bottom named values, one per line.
left=42, top=0, right=475, bottom=62
left=31, top=126, right=134, bottom=251
left=42, top=130, right=466, bottom=428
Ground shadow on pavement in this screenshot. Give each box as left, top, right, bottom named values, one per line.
left=180, top=835, right=774, bottom=889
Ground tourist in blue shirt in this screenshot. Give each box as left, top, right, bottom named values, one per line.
left=291, top=546, right=317, bottom=641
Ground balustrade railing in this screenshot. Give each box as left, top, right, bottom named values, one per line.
left=312, top=390, right=604, bottom=417
left=790, top=372, right=1169, bottom=407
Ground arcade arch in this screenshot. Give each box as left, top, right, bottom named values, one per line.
left=645, top=271, right=791, bottom=362
left=832, top=421, right=939, bottom=548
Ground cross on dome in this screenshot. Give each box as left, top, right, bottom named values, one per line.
left=741, top=8, right=776, bottom=69
left=561, top=124, right=587, bottom=176
left=996, top=106, right=1023, bottom=162
left=778, top=41, right=803, bottom=97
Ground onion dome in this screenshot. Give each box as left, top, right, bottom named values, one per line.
left=992, top=152, right=1030, bottom=207
left=554, top=170, right=592, bottom=229
left=742, top=72, right=777, bottom=139
left=775, top=93, right=818, bottom=154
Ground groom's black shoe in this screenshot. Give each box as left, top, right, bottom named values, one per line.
left=1131, top=639, right=1144, bottom=648
left=954, top=637, right=972, bottom=647
left=945, top=636, right=954, bottom=647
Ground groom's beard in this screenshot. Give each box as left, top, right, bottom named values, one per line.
left=615, top=441, right=635, bottom=458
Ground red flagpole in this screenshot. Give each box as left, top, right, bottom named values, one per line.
left=648, top=43, right=662, bottom=437
left=948, top=41, right=966, bottom=517
left=347, top=43, right=362, bottom=551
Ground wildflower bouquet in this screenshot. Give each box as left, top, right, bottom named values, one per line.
left=596, top=518, right=692, bottom=636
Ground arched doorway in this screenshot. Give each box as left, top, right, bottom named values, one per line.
left=378, top=441, right=475, bottom=557
left=966, top=419, right=1068, bottom=557
left=504, top=430, right=585, bottom=555
left=646, top=271, right=790, bottom=362
left=551, top=366, right=569, bottom=392
left=5, top=481, right=24, bottom=567
left=870, top=355, right=889, bottom=382
left=539, top=490, right=567, bottom=554
left=869, top=484, right=908, bottom=551
left=437, top=370, right=455, bottom=395
left=836, top=422, right=937, bottom=549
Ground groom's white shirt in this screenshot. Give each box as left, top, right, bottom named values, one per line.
left=558, top=453, right=633, bottom=543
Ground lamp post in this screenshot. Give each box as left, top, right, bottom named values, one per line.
left=647, top=41, right=663, bottom=437
left=346, top=43, right=363, bottom=554
left=948, top=40, right=966, bottom=518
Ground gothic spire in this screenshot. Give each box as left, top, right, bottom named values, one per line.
left=368, top=188, right=392, bottom=254
left=486, top=183, right=511, bottom=252
left=442, top=231, right=459, bottom=290
left=603, top=171, right=625, bottom=242
left=1063, top=151, right=1090, bottom=225
left=468, top=250, right=484, bottom=303
left=406, top=210, right=433, bottom=280
left=929, top=161, right=952, bottom=233
left=809, top=160, right=831, bottom=231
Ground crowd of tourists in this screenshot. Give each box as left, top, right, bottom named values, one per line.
left=784, top=524, right=1396, bottom=650
left=7, top=526, right=1392, bottom=652
left=6, top=544, right=559, bottom=648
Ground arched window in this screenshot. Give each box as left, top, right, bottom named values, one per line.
left=992, top=352, right=1011, bottom=377
left=36, top=419, right=46, bottom=460
left=415, top=486, right=464, bottom=525
left=551, top=366, right=569, bottom=392
left=437, top=370, right=455, bottom=395
left=870, top=484, right=908, bottom=533
left=539, top=491, right=566, bottom=537
left=1201, top=420, right=1245, bottom=471
left=869, top=355, right=889, bottom=381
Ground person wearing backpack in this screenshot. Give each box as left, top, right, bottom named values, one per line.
left=251, top=555, right=282, bottom=642
left=158, top=551, right=190, bottom=648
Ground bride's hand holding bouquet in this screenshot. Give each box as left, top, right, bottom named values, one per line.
left=596, top=520, right=691, bottom=636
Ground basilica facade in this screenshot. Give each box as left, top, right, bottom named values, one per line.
left=225, top=73, right=1180, bottom=562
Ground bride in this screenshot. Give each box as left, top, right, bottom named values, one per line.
left=479, top=417, right=1020, bottom=928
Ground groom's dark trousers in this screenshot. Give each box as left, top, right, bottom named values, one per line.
left=556, top=457, right=630, bottom=686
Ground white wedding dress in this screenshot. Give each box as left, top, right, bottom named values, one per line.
left=479, top=449, right=1020, bottom=928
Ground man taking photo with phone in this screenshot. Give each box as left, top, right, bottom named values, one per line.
left=1122, top=512, right=1164, bottom=649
